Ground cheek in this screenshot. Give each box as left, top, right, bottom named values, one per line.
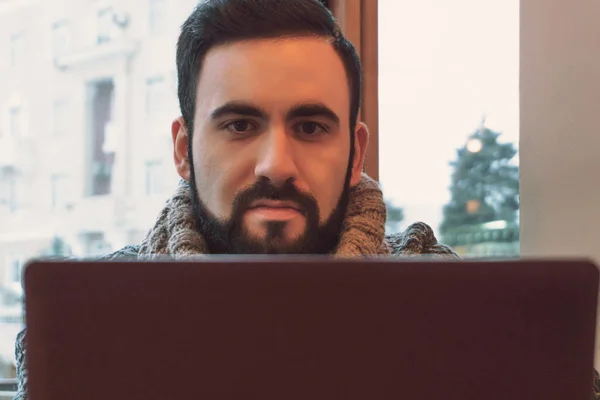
left=192, top=136, right=254, bottom=219
left=298, top=142, right=350, bottom=223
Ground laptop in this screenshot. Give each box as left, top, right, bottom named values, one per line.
left=24, top=258, right=598, bottom=400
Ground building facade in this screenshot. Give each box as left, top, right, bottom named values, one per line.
left=0, top=0, right=199, bottom=376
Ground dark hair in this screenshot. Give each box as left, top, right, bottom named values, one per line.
left=176, top=0, right=362, bottom=138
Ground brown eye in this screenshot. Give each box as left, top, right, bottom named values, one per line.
left=301, top=122, right=319, bottom=134
left=295, top=122, right=327, bottom=137
left=224, top=120, right=257, bottom=137
left=231, top=120, right=251, bottom=133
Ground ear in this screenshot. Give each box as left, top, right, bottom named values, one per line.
left=349, top=121, right=370, bottom=187
left=172, top=116, right=191, bottom=181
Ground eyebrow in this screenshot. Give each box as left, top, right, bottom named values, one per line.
left=286, top=103, right=340, bottom=126
left=209, top=101, right=340, bottom=126
left=210, top=101, right=268, bottom=120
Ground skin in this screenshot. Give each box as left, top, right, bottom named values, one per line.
left=171, top=37, right=369, bottom=250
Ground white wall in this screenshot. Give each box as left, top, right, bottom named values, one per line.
left=520, top=0, right=600, bottom=366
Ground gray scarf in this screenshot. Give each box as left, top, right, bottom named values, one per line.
left=138, top=173, right=391, bottom=257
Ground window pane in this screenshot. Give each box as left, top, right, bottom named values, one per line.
left=88, top=80, right=115, bottom=196
left=378, top=0, right=520, bottom=258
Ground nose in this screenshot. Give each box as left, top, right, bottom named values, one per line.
left=254, top=127, right=299, bottom=186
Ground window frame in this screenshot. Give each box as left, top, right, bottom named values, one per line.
left=330, top=0, right=379, bottom=181
left=336, top=0, right=523, bottom=257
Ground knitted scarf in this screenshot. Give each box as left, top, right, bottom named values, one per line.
left=138, top=173, right=390, bottom=258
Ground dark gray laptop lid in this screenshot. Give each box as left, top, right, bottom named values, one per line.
left=24, top=258, right=599, bottom=400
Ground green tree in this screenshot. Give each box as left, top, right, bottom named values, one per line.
left=41, top=236, right=72, bottom=257
left=385, top=200, right=404, bottom=232
left=440, top=123, right=519, bottom=235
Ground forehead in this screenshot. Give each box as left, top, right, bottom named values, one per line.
left=195, top=37, right=350, bottom=116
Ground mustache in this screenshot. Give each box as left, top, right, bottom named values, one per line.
left=232, top=178, right=319, bottom=216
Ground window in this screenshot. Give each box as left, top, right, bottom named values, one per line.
left=97, top=7, right=113, bottom=44
left=88, top=79, right=115, bottom=196
left=6, top=255, right=24, bottom=285
left=53, top=100, right=69, bottom=135
left=148, top=0, right=167, bottom=36
left=52, top=20, right=70, bottom=57
left=378, top=0, right=519, bottom=258
left=146, top=75, right=167, bottom=115
left=84, top=232, right=112, bottom=257
left=9, top=34, right=24, bottom=67
left=9, top=107, right=21, bottom=137
left=145, top=161, right=163, bottom=195
left=0, top=0, right=599, bottom=385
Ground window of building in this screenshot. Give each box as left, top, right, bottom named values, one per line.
left=97, top=7, right=113, bottom=44
left=88, top=79, right=115, bottom=196
left=52, top=20, right=70, bottom=57
left=84, top=232, right=112, bottom=257
left=6, top=254, right=24, bottom=285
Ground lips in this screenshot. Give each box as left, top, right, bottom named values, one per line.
left=249, top=200, right=302, bottom=212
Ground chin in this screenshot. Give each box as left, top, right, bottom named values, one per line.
left=247, top=230, right=304, bottom=245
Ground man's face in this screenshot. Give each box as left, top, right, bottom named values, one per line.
left=174, top=37, right=366, bottom=254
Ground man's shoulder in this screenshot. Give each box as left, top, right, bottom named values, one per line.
left=99, top=244, right=141, bottom=260
left=98, top=224, right=459, bottom=259
left=384, top=222, right=459, bottom=259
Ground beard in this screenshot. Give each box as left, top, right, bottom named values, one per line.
left=188, top=157, right=354, bottom=255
